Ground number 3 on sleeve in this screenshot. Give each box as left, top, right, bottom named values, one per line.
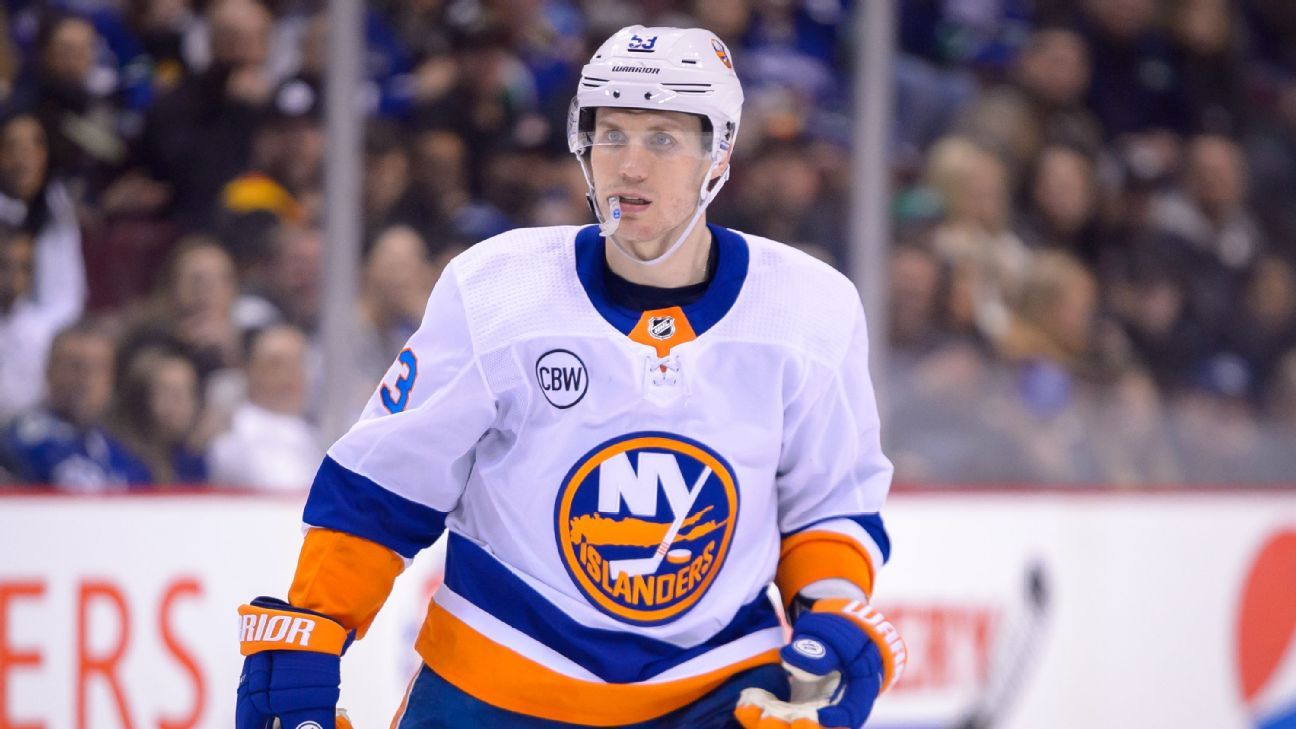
left=380, top=349, right=418, bottom=413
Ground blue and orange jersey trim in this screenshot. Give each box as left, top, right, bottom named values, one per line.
left=573, top=224, right=750, bottom=338
left=292, top=456, right=450, bottom=635
left=304, top=455, right=448, bottom=559
left=415, top=600, right=780, bottom=726
left=409, top=532, right=784, bottom=724
left=438, top=533, right=779, bottom=682
left=288, top=528, right=404, bottom=638
left=775, top=514, right=890, bottom=611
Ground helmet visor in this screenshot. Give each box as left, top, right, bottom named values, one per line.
left=571, top=126, right=711, bottom=161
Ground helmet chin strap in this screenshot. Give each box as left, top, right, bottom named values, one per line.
left=593, top=158, right=727, bottom=268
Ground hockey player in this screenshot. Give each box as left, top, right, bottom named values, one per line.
left=236, top=25, right=905, bottom=729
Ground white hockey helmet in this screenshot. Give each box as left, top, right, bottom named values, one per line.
left=568, top=25, right=744, bottom=161
left=568, top=26, right=744, bottom=256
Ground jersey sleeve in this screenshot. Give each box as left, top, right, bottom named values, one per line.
left=289, top=262, right=497, bottom=635
left=774, top=299, right=893, bottom=611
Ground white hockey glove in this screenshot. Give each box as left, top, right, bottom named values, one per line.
left=735, top=598, right=906, bottom=729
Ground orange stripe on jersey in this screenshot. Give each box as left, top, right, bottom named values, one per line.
left=628, top=307, right=697, bottom=358
left=288, top=528, right=405, bottom=638
left=775, top=531, right=875, bottom=612
left=414, top=601, right=780, bottom=726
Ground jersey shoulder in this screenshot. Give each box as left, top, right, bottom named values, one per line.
left=724, top=230, right=864, bottom=365
left=450, top=225, right=581, bottom=280
left=445, top=226, right=604, bottom=353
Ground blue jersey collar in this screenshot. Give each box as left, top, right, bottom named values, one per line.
left=573, top=223, right=749, bottom=336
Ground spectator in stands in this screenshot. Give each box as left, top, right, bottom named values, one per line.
left=358, top=225, right=436, bottom=375
left=528, top=156, right=592, bottom=228
left=414, top=23, right=541, bottom=180
left=724, top=138, right=844, bottom=262
left=994, top=251, right=1100, bottom=371
left=479, top=144, right=550, bottom=231
left=122, top=0, right=198, bottom=98
left=0, top=113, right=87, bottom=329
left=500, top=0, right=587, bottom=122
left=1219, top=256, right=1296, bottom=395
left=405, top=126, right=509, bottom=247
left=1017, top=144, right=1102, bottom=263
left=891, top=52, right=978, bottom=179
left=362, top=120, right=415, bottom=246
left=261, top=223, right=323, bottom=334
left=1005, top=359, right=1106, bottom=483
left=954, top=85, right=1043, bottom=181
left=1107, top=243, right=1211, bottom=389
left=736, top=0, right=847, bottom=143
left=886, top=340, right=1040, bottom=483
left=106, top=346, right=207, bottom=485
left=221, top=75, right=325, bottom=232
left=1246, top=97, right=1296, bottom=263
left=887, top=244, right=949, bottom=356
left=1167, top=353, right=1287, bottom=482
left=1169, top=0, right=1247, bottom=136
left=3, top=1, right=1293, bottom=487
left=0, top=224, right=60, bottom=423
left=409, top=126, right=470, bottom=227
left=1088, top=367, right=1181, bottom=485
left=382, top=0, right=453, bottom=68
left=925, top=136, right=1032, bottom=342
left=898, top=0, right=1034, bottom=70
left=139, top=0, right=275, bottom=228
left=327, top=223, right=444, bottom=417
left=0, top=322, right=148, bottom=489
left=6, top=13, right=126, bottom=191
left=1146, top=134, right=1265, bottom=342
left=1012, top=28, right=1096, bottom=126
left=0, top=8, right=16, bottom=107
left=1080, top=0, right=1190, bottom=138
left=127, top=236, right=244, bottom=378
left=208, top=324, right=319, bottom=490
left=1266, top=350, right=1296, bottom=432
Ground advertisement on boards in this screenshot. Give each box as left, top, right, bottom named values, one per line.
left=0, top=490, right=1293, bottom=729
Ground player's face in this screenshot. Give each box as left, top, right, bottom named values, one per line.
left=588, top=109, right=717, bottom=251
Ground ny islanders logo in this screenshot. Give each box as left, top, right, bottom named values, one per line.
left=556, top=432, right=738, bottom=625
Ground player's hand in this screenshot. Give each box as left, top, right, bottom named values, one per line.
left=236, top=597, right=353, bottom=729
left=735, top=598, right=906, bottom=729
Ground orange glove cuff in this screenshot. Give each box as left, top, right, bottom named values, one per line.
left=237, top=603, right=349, bottom=657
left=811, top=598, right=907, bottom=692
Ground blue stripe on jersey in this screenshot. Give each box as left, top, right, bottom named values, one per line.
left=573, top=223, right=750, bottom=336
left=303, top=456, right=447, bottom=559
left=785, top=513, right=891, bottom=565
left=444, top=532, right=780, bottom=684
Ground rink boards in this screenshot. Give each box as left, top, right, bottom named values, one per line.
left=0, top=488, right=1293, bottom=729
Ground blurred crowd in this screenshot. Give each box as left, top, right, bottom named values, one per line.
left=0, top=0, right=1293, bottom=490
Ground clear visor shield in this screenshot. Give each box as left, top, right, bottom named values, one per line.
left=572, top=126, right=713, bottom=162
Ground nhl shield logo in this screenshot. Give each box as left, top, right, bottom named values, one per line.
left=648, top=316, right=675, bottom=341
left=555, top=432, right=739, bottom=625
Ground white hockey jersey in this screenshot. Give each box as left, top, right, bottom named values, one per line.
left=298, top=223, right=893, bottom=724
